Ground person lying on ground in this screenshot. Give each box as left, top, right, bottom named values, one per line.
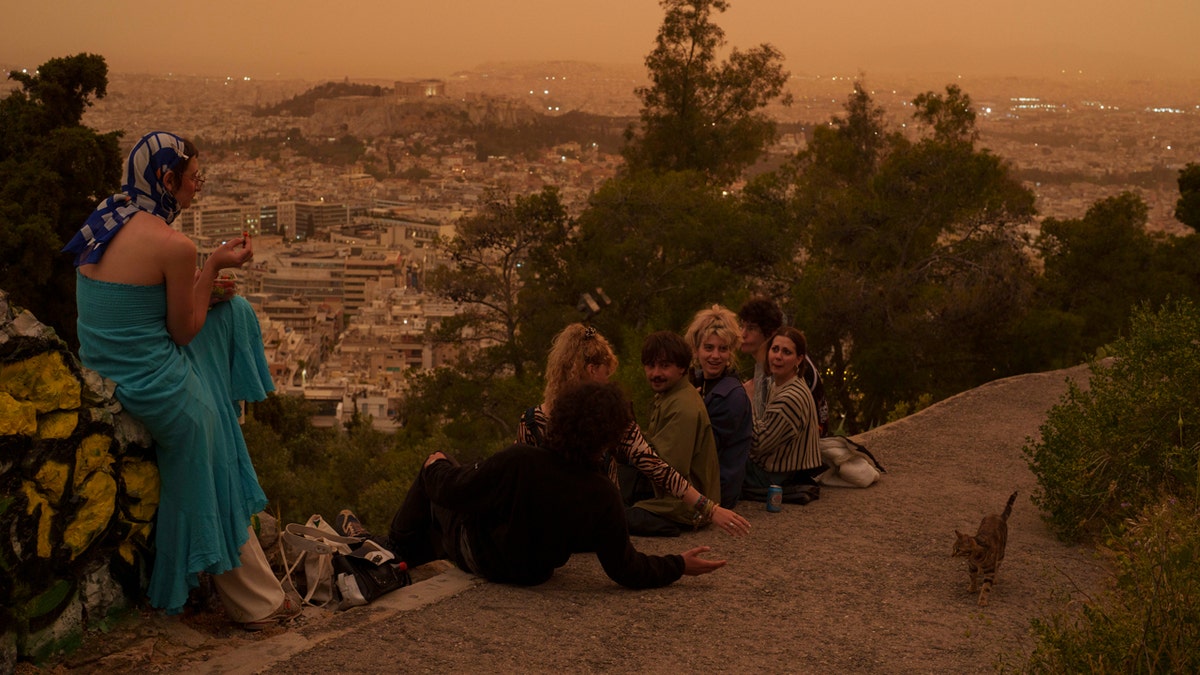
left=342, top=381, right=727, bottom=588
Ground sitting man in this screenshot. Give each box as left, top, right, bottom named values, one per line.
left=342, top=381, right=725, bottom=588
left=622, top=331, right=723, bottom=537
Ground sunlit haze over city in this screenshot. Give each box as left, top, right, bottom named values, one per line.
left=5, top=0, right=1200, bottom=80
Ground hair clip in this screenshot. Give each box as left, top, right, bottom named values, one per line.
left=583, top=325, right=597, bottom=340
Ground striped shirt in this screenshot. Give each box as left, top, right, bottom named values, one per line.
left=517, top=405, right=690, bottom=500
left=749, top=377, right=823, bottom=473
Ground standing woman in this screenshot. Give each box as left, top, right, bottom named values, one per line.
left=684, top=305, right=752, bottom=509
left=743, top=327, right=825, bottom=504
left=64, top=132, right=296, bottom=628
left=517, top=323, right=750, bottom=536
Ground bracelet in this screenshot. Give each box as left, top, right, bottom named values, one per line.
left=692, top=495, right=716, bottom=527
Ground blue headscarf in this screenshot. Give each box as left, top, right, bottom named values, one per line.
left=63, top=131, right=190, bottom=266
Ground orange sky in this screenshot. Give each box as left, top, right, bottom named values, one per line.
left=5, top=1, right=1198, bottom=81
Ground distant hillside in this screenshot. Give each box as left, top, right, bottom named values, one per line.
left=255, top=81, right=387, bottom=117
left=294, top=89, right=633, bottom=157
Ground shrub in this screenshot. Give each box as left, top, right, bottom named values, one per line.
left=244, top=394, right=432, bottom=528
left=1023, top=298, right=1200, bottom=542
left=1026, top=497, right=1200, bottom=673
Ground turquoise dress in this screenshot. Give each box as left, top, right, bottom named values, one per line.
left=76, top=274, right=274, bottom=614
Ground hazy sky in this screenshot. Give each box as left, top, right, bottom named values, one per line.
left=5, top=1, right=1199, bottom=81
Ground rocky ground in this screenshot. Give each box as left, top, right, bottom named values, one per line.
left=21, top=364, right=1108, bottom=674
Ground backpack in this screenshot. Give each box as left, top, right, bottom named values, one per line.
left=818, top=437, right=887, bottom=488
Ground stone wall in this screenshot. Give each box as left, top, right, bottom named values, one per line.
left=0, top=289, right=159, bottom=669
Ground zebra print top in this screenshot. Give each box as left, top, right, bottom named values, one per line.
left=517, top=404, right=691, bottom=500
left=749, top=377, right=823, bottom=473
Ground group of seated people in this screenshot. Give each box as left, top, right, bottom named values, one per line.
left=338, top=296, right=833, bottom=593
left=63, top=130, right=830, bottom=629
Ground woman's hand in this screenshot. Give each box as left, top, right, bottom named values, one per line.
left=424, top=451, right=448, bottom=468
left=680, top=546, right=726, bottom=576
left=208, top=236, right=254, bottom=272
left=712, top=505, right=751, bottom=537
left=209, top=276, right=237, bottom=307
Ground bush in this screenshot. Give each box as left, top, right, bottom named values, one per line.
left=1023, top=299, right=1200, bottom=542
left=1026, top=497, right=1200, bottom=673
left=244, top=394, right=430, bottom=529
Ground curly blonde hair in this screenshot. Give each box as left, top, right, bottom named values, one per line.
left=543, top=323, right=618, bottom=413
left=684, top=304, right=742, bottom=372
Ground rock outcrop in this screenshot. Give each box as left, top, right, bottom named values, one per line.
left=0, top=289, right=159, bottom=669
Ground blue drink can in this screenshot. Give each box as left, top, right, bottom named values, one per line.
left=767, top=484, right=783, bottom=512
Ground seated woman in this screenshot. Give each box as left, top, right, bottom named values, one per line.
left=743, top=327, right=825, bottom=504
left=517, top=323, right=750, bottom=537
left=684, top=305, right=752, bottom=509
left=64, top=131, right=297, bottom=629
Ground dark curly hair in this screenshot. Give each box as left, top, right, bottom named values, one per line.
left=545, top=381, right=633, bottom=467
left=738, top=296, right=784, bottom=338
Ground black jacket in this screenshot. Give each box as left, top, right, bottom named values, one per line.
left=423, top=444, right=685, bottom=589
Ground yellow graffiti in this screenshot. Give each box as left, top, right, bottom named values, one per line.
left=36, top=410, right=79, bottom=440
left=64, top=472, right=118, bottom=559
left=0, top=391, right=37, bottom=436
left=21, top=481, right=56, bottom=558
left=74, top=434, right=115, bottom=490
left=0, top=351, right=81, bottom=413
left=35, top=460, right=70, bottom=504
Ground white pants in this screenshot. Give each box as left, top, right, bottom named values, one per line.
left=212, top=526, right=285, bottom=623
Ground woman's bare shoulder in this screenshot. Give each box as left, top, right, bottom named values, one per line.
left=82, top=213, right=193, bottom=283
left=125, top=213, right=193, bottom=252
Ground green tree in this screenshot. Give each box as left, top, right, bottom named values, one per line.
left=1032, top=192, right=1167, bottom=362
left=0, top=53, right=121, bottom=347
left=408, top=187, right=574, bottom=452
left=1174, top=162, right=1200, bottom=232
left=398, top=366, right=541, bottom=454
left=426, top=187, right=571, bottom=380
left=911, top=84, right=978, bottom=143
left=244, top=392, right=431, bottom=527
left=622, top=0, right=792, bottom=184
left=772, top=83, right=1037, bottom=430
left=562, top=170, right=787, bottom=353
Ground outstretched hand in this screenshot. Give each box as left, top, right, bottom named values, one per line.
left=424, top=451, right=448, bottom=468
left=711, top=505, right=751, bottom=536
left=680, top=545, right=726, bottom=576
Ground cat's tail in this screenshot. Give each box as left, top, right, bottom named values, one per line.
left=1002, top=490, right=1018, bottom=521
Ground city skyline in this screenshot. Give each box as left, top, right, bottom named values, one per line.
left=5, top=0, right=1200, bottom=82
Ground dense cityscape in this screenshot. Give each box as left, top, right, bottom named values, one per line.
left=7, top=62, right=1197, bottom=428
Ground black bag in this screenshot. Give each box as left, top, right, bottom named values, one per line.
left=331, top=539, right=412, bottom=608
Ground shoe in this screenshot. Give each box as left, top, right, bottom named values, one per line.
left=242, top=589, right=302, bottom=631
left=335, top=509, right=369, bottom=538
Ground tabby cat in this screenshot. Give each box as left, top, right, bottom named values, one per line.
left=952, top=490, right=1017, bottom=606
